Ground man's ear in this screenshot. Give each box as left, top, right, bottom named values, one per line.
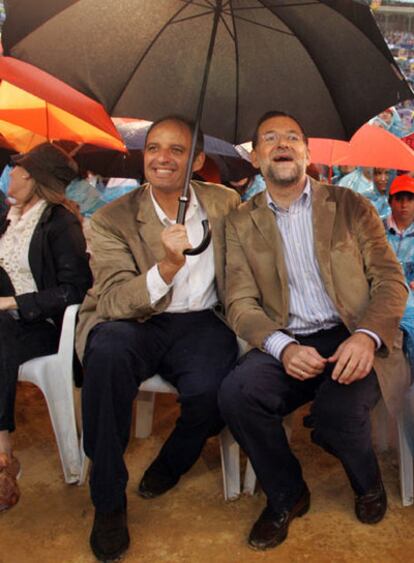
left=192, top=151, right=206, bottom=172
left=306, top=146, right=311, bottom=167
left=250, top=149, right=259, bottom=169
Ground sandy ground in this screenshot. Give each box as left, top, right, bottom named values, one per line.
left=1, top=382, right=414, bottom=563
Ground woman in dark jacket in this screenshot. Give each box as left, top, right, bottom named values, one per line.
left=0, top=142, right=92, bottom=511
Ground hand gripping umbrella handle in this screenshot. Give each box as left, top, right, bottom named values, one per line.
left=177, top=196, right=212, bottom=256
left=183, top=219, right=212, bottom=256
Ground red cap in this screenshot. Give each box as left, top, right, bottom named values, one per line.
left=389, top=174, right=414, bottom=196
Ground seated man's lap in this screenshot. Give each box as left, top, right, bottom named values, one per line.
left=84, top=311, right=238, bottom=395
left=221, top=346, right=380, bottom=425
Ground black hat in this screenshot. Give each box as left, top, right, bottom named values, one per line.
left=11, top=142, right=79, bottom=193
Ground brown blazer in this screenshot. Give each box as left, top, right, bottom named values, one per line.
left=76, top=181, right=240, bottom=360
left=225, top=179, right=410, bottom=414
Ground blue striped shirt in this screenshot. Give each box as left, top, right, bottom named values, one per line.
left=263, top=180, right=379, bottom=360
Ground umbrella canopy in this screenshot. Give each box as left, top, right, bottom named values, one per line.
left=3, top=0, right=413, bottom=144
left=309, top=124, right=414, bottom=170
left=0, top=56, right=126, bottom=152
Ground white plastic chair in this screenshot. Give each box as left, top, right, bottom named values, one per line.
left=18, top=304, right=81, bottom=484
left=371, top=399, right=413, bottom=506
left=134, top=375, right=240, bottom=501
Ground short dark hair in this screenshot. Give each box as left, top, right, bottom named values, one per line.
left=389, top=191, right=414, bottom=204
left=251, top=110, right=308, bottom=148
left=145, top=115, right=205, bottom=156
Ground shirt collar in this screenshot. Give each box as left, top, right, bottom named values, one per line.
left=387, top=214, right=414, bottom=235
left=266, top=177, right=312, bottom=214
left=7, top=198, right=47, bottom=224
left=149, top=184, right=199, bottom=226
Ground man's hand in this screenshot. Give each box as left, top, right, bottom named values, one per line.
left=0, top=296, right=17, bottom=311
left=158, top=224, right=192, bottom=284
left=328, top=332, right=375, bottom=385
left=281, top=343, right=327, bottom=380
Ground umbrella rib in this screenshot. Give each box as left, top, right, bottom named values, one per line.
left=228, top=1, right=320, bottom=11
left=109, top=2, right=193, bottom=114
left=218, top=12, right=235, bottom=41
left=229, top=1, right=240, bottom=142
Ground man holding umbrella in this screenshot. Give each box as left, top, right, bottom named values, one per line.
left=76, top=116, right=239, bottom=561
left=220, top=111, right=410, bottom=550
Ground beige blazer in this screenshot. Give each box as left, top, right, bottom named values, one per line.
left=76, top=181, right=239, bottom=359
left=225, top=179, right=410, bottom=414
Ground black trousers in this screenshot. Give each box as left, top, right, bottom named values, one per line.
left=0, top=311, right=59, bottom=432
left=82, top=310, right=238, bottom=513
left=219, top=324, right=382, bottom=513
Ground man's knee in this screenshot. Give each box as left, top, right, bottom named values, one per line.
left=311, top=397, right=372, bottom=452
left=83, top=322, right=141, bottom=396
left=85, top=321, right=135, bottom=362
left=312, top=396, right=370, bottom=430
left=218, top=371, right=250, bottom=421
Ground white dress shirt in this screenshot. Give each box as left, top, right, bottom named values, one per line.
left=146, top=186, right=217, bottom=312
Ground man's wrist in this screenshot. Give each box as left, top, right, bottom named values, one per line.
left=280, top=341, right=299, bottom=363
left=354, top=329, right=380, bottom=350
left=157, top=260, right=182, bottom=285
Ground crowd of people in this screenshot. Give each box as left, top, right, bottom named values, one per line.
left=0, top=107, right=413, bottom=563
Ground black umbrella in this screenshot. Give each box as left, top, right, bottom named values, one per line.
left=4, top=0, right=413, bottom=252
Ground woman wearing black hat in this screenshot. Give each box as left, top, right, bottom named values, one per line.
left=0, top=142, right=92, bottom=511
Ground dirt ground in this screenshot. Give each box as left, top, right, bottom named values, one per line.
left=1, top=382, right=414, bottom=563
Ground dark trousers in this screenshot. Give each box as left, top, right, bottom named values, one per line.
left=82, top=310, right=238, bottom=513
left=219, top=324, right=382, bottom=513
left=0, top=312, right=59, bottom=432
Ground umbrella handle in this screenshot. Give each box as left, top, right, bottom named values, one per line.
left=183, top=219, right=211, bottom=256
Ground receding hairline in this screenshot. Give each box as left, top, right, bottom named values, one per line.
left=144, top=115, right=205, bottom=155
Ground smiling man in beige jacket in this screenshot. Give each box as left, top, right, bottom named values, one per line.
left=219, top=110, right=410, bottom=552
left=76, top=116, right=239, bottom=562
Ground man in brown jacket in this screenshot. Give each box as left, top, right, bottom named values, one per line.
left=76, top=116, right=239, bottom=561
left=219, top=111, right=410, bottom=551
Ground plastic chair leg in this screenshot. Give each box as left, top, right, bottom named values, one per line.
left=27, top=359, right=80, bottom=483
left=219, top=427, right=240, bottom=500
left=397, top=414, right=414, bottom=506
left=135, top=391, right=156, bottom=438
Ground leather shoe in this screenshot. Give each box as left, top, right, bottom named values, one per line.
left=138, top=467, right=179, bottom=499
left=355, top=480, right=387, bottom=524
left=90, top=507, right=130, bottom=562
left=248, top=486, right=311, bottom=550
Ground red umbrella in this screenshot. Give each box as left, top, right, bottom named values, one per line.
left=0, top=56, right=125, bottom=152
left=309, top=124, right=414, bottom=171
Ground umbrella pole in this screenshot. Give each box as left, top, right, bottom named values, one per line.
left=177, top=0, right=223, bottom=255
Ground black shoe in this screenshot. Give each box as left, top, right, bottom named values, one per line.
left=138, top=467, right=179, bottom=499
left=355, top=480, right=387, bottom=524
left=90, top=507, right=130, bottom=562
left=248, top=486, right=311, bottom=551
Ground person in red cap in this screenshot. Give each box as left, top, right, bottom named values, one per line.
left=384, top=174, right=414, bottom=289
left=0, top=142, right=92, bottom=512
left=384, top=174, right=414, bottom=372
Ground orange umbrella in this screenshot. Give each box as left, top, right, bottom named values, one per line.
left=309, top=124, right=414, bottom=171
left=0, top=56, right=126, bottom=153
